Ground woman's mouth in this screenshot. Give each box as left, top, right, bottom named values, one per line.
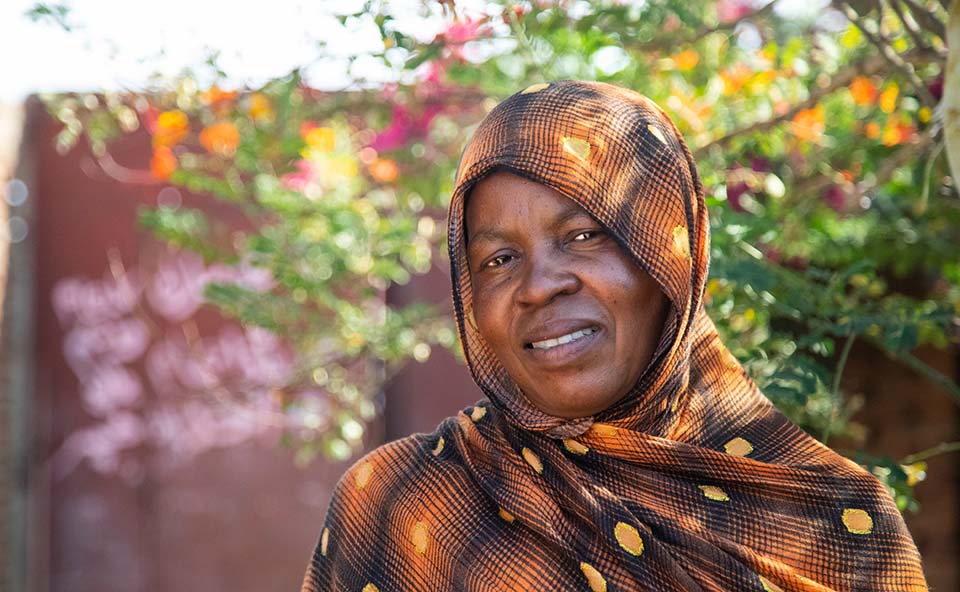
left=527, top=327, right=599, bottom=350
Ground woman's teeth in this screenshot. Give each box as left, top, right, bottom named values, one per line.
left=530, top=327, right=597, bottom=350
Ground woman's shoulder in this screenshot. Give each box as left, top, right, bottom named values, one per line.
left=327, top=411, right=474, bottom=508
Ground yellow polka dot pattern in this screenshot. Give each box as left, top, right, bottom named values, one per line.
left=320, top=527, right=330, bottom=557
left=614, top=521, right=644, bottom=556
left=411, top=521, right=429, bottom=555
left=579, top=562, right=607, bottom=592
left=563, top=439, right=589, bottom=455
left=699, top=485, right=730, bottom=502
left=590, top=423, right=619, bottom=436
left=522, top=447, right=543, bottom=474
left=842, top=508, right=874, bottom=534
left=498, top=507, right=515, bottom=523
left=465, top=308, right=479, bottom=332
left=562, top=136, right=591, bottom=161
left=647, top=124, right=667, bottom=144
left=672, top=225, right=690, bottom=259
left=432, top=436, right=444, bottom=456
left=724, top=437, right=754, bottom=457
left=354, top=462, right=374, bottom=490
left=759, top=575, right=784, bottom=592
left=362, top=584, right=379, bottom=592
left=724, top=351, right=740, bottom=370
left=471, top=406, right=487, bottom=422
left=521, top=82, right=550, bottom=94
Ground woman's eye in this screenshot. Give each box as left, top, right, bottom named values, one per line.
left=572, top=229, right=602, bottom=242
left=484, top=254, right=513, bottom=268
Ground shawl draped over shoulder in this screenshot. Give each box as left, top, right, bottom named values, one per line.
left=300, top=80, right=928, bottom=591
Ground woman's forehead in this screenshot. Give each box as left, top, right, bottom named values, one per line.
left=464, top=171, right=594, bottom=242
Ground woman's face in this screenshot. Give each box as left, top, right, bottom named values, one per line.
left=465, top=171, right=670, bottom=419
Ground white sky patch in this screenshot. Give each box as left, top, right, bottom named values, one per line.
left=0, top=0, right=816, bottom=102
left=591, top=46, right=630, bottom=76
left=0, top=0, right=489, bottom=101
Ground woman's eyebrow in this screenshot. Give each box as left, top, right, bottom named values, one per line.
left=467, top=205, right=593, bottom=247
left=466, top=227, right=508, bottom=247
left=552, top=205, right=593, bottom=227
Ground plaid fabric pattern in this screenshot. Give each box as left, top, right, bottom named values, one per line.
left=301, top=80, right=927, bottom=591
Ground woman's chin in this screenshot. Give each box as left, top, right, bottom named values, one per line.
left=525, top=388, right=620, bottom=419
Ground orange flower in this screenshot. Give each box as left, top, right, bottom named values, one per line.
left=790, top=106, right=825, bottom=142
left=152, top=109, right=189, bottom=148
left=248, top=93, right=275, bottom=123
left=368, top=158, right=399, bottom=183
left=881, top=124, right=902, bottom=146
left=150, top=146, right=177, bottom=180
left=199, top=121, right=240, bottom=156
left=879, top=82, right=899, bottom=114
left=881, top=117, right=915, bottom=147
left=673, top=49, right=699, bottom=71
left=849, top=76, right=878, bottom=106
left=865, top=122, right=881, bottom=139
left=720, top=63, right=752, bottom=95
left=200, top=85, right=238, bottom=106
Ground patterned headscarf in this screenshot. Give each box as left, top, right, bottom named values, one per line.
left=301, top=80, right=927, bottom=591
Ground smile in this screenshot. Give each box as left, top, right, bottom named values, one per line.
left=528, top=327, right=598, bottom=350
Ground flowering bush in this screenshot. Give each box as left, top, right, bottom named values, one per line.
left=38, top=0, right=960, bottom=509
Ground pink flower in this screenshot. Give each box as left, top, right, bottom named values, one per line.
left=145, top=337, right=216, bottom=395
left=717, top=0, right=753, bottom=23
left=81, top=365, right=143, bottom=417
left=55, top=411, right=146, bottom=477
left=419, top=61, right=446, bottom=85
left=146, top=252, right=208, bottom=322
left=443, top=16, right=485, bottom=44
left=62, top=318, right=150, bottom=379
left=281, top=159, right=317, bottom=192
left=370, top=104, right=444, bottom=152
left=208, top=261, right=275, bottom=292
left=52, top=272, right=142, bottom=326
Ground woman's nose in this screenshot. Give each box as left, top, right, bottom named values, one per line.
left=516, top=252, right=581, bottom=306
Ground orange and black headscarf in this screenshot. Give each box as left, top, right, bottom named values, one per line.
left=301, top=80, right=927, bottom=591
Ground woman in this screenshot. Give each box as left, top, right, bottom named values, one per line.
left=301, top=80, right=927, bottom=591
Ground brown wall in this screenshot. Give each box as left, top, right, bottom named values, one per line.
left=843, top=343, right=960, bottom=590
left=16, top=98, right=413, bottom=592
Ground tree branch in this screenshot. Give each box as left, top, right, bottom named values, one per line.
left=885, top=0, right=931, bottom=50
left=695, top=53, right=900, bottom=156
left=944, top=0, right=960, bottom=194
left=897, top=0, right=947, bottom=40
left=901, top=441, right=960, bottom=464
left=878, top=345, right=960, bottom=405
left=92, top=151, right=159, bottom=185
left=627, top=1, right=778, bottom=53
left=836, top=0, right=938, bottom=106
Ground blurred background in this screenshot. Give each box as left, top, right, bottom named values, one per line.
left=1, top=0, right=958, bottom=590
